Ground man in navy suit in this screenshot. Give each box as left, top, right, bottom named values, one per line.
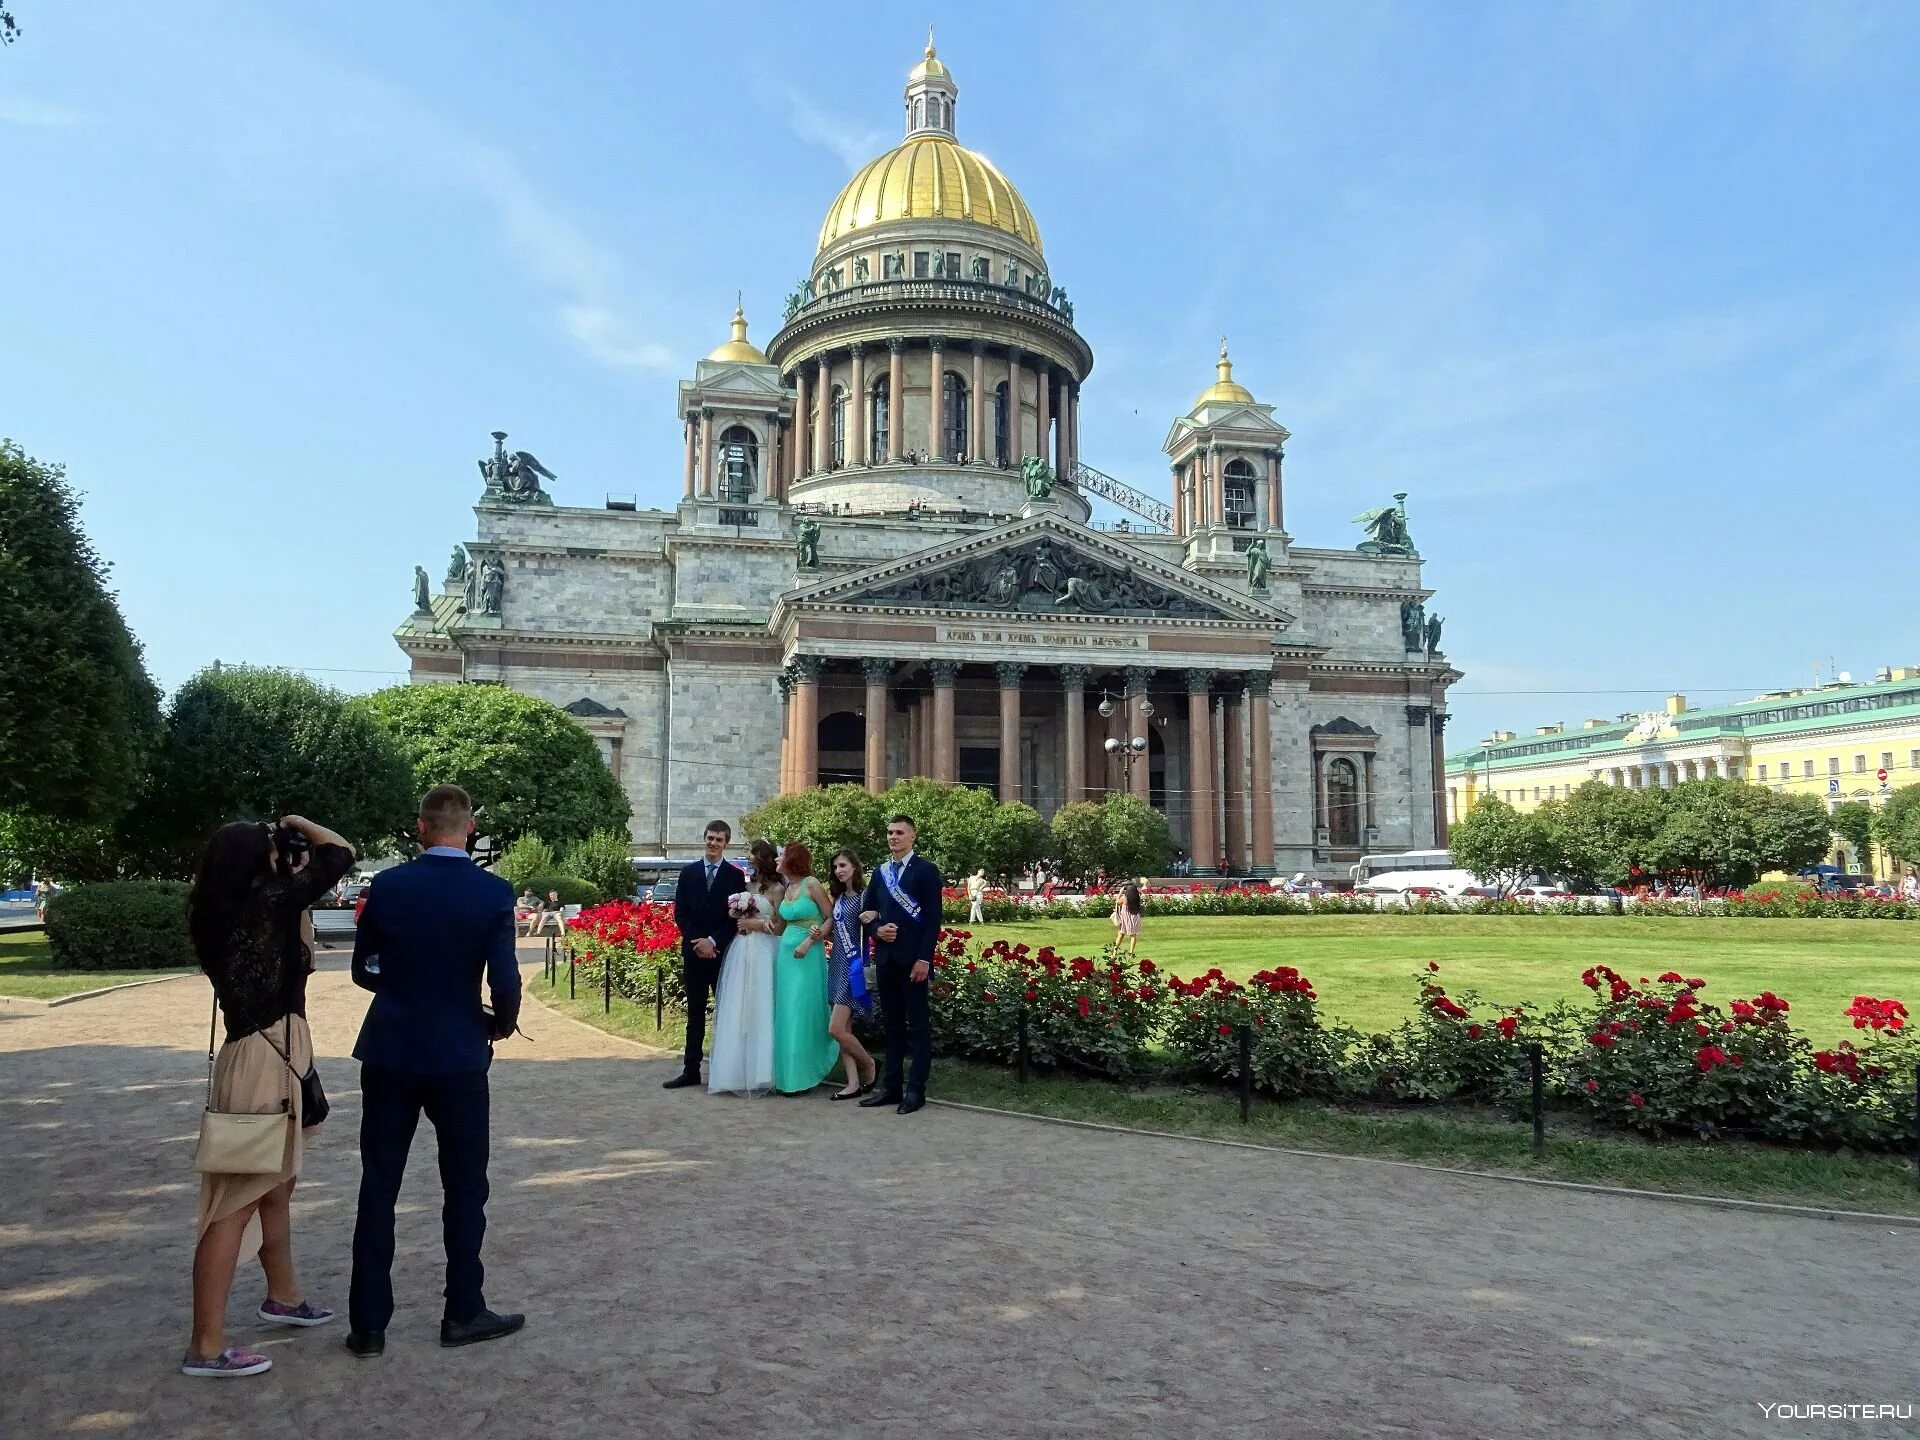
left=858, top=814, right=945, bottom=1114
left=663, top=819, right=747, bottom=1088
left=345, top=784, right=524, bottom=1358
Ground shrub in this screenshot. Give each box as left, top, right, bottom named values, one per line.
left=566, top=899, right=681, bottom=1004
left=562, top=830, right=637, bottom=900
left=44, top=880, right=193, bottom=971
left=495, top=836, right=555, bottom=890
left=518, top=873, right=603, bottom=908
left=1162, top=963, right=1349, bottom=1098
left=1342, top=963, right=1547, bottom=1107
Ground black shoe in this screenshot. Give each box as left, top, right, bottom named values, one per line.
left=440, top=1309, right=526, bottom=1348
left=661, top=1072, right=702, bottom=1090
left=345, top=1330, right=385, bottom=1359
left=897, top=1091, right=926, bottom=1115
left=858, top=1089, right=903, bottom=1108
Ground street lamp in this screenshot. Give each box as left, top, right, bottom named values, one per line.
left=1097, top=689, right=1153, bottom=776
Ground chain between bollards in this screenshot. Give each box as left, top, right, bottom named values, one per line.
left=1238, top=1024, right=1253, bottom=1124
left=1017, top=1007, right=1030, bottom=1084
left=1529, top=1042, right=1546, bottom=1158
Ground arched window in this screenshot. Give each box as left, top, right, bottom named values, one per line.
left=717, top=424, right=758, bottom=500
left=993, top=381, right=1010, bottom=466
left=871, top=376, right=890, bottom=463
left=1223, top=459, right=1257, bottom=529
left=943, top=371, right=969, bottom=461
left=829, top=386, right=847, bottom=467
left=817, top=710, right=865, bottom=787
left=1328, top=758, right=1361, bottom=848
left=913, top=98, right=924, bottom=130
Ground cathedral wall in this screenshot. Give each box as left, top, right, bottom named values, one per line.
left=670, top=541, right=797, bottom=616
left=1268, top=680, right=1317, bottom=874
left=665, top=661, right=783, bottom=849
left=1301, top=594, right=1409, bottom=662
left=494, top=552, right=672, bottom=635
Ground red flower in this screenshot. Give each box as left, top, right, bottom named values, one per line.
left=1023, top=989, right=1038, bottom=1003
left=1217, top=1023, right=1233, bottom=1036
left=1685, top=977, right=1706, bottom=991
left=1695, top=1045, right=1729, bottom=1072
left=1467, top=1024, right=1482, bottom=1040
left=1658, top=971, right=1685, bottom=984
left=1138, top=958, right=1158, bottom=975
left=1495, top=1016, right=1518, bottom=1039
left=1629, top=1093, right=1645, bottom=1108
left=982, top=991, right=996, bottom=1002
left=1584, top=1079, right=1599, bottom=1094
left=1845, top=996, right=1908, bottom=1031
left=1075, top=996, right=1091, bottom=1018
left=1427, top=961, right=1439, bottom=972
left=1589, top=1031, right=1615, bottom=1048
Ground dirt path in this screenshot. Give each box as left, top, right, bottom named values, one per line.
left=1, top=948, right=1913, bottom=1439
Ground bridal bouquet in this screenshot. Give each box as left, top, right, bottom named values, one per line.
left=727, top=891, right=763, bottom=919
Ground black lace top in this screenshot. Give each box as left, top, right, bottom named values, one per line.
left=205, top=842, right=354, bottom=1042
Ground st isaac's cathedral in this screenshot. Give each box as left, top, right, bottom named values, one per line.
left=397, top=42, right=1458, bottom=878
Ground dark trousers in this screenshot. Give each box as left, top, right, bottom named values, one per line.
left=350, top=1064, right=490, bottom=1332
left=876, top=953, right=931, bottom=1096
left=681, top=949, right=721, bottom=1075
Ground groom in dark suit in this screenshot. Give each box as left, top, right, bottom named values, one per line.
left=859, top=813, right=945, bottom=1114
left=663, top=819, right=747, bottom=1088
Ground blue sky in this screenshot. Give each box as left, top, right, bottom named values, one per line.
left=4, top=1, right=1917, bottom=751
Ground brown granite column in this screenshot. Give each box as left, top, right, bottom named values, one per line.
left=1431, top=708, right=1450, bottom=845
left=887, top=340, right=905, bottom=462
left=996, top=662, right=1026, bottom=802
left=1125, top=666, right=1154, bottom=804
left=791, top=656, right=823, bottom=791
left=1209, top=448, right=1225, bottom=527
left=1187, top=670, right=1217, bottom=871
left=683, top=413, right=697, bottom=498
left=931, top=661, right=960, bottom=783
left=1223, top=685, right=1248, bottom=872
left=793, top=370, right=811, bottom=481
left=863, top=658, right=890, bottom=794
left=1060, top=665, right=1090, bottom=804
left=1035, top=362, right=1052, bottom=468
left=927, top=336, right=947, bottom=459
left=812, top=357, right=831, bottom=473
left=849, top=343, right=868, bottom=467
left=970, top=341, right=987, bottom=463
left=1267, top=447, right=1283, bottom=530
left=1249, top=673, right=1275, bottom=874
left=1006, top=349, right=1023, bottom=460
left=698, top=408, right=715, bottom=498
left=778, top=671, right=794, bottom=795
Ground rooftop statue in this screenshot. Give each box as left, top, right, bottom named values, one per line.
left=1020, top=454, right=1054, bottom=501
left=795, top=518, right=821, bottom=570
left=1245, top=537, right=1271, bottom=591
left=477, top=556, right=506, bottom=617
left=413, top=565, right=431, bottom=613
left=1400, top=598, right=1426, bottom=651
left=1424, top=613, right=1444, bottom=659
left=1353, top=492, right=1417, bottom=557
left=479, top=431, right=557, bottom=506
left=446, top=545, right=469, bottom=586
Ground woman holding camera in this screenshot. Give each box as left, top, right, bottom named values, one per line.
left=183, top=814, right=354, bottom=1379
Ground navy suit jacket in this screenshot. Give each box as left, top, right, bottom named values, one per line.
left=351, top=853, right=521, bottom=1075
left=672, top=858, right=746, bottom=963
left=860, top=853, right=944, bottom=967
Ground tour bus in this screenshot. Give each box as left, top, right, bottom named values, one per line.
left=1349, top=849, right=1478, bottom=897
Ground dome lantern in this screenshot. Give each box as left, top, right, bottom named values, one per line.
left=905, top=28, right=957, bottom=137
left=706, top=299, right=768, bottom=364
left=1196, top=335, right=1255, bottom=407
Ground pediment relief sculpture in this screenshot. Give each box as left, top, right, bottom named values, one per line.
left=857, top=539, right=1220, bottom=619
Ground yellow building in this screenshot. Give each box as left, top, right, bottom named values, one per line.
left=1445, top=667, right=1920, bottom=877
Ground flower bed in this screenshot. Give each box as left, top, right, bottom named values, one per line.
left=565, top=899, right=683, bottom=1006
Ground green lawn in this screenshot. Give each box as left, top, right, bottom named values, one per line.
left=967, top=914, right=1920, bottom=1048
left=0, top=930, right=195, bottom=1000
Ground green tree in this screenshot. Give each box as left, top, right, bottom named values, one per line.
left=1049, top=801, right=1105, bottom=883
left=127, top=665, right=415, bottom=876
left=741, top=784, right=886, bottom=867
left=1449, top=796, right=1557, bottom=896
left=0, top=440, right=161, bottom=825
left=495, top=836, right=555, bottom=890
left=1099, top=793, right=1175, bottom=880
left=1830, top=800, right=1875, bottom=875
left=981, top=801, right=1048, bottom=879
left=561, top=829, right=637, bottom=897
left=357, top=684, right=630, bottom=851
left=1875, top=784, right=1920, bottom=869
left=1746, top=786, right=1833, bottom=878
left=1542, top=781, right=1665, bottom=886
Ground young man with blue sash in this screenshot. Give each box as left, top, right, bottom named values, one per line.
left=857, top=814, right=944, bottom=1114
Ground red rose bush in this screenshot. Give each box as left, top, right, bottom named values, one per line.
left=565, top=899, right=683, bottom=1006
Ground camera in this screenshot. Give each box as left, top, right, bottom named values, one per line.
left=272, top=823, right=311, bottom=875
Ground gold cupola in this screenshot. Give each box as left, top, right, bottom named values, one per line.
left=706, top=302, right=768, bottom=364
left=1196, top=337, right=1255, bottom=407
left=815, top=40, right=1043, bottom=254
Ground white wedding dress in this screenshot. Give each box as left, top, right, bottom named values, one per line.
left=707, top=918, right=777, bottom=1095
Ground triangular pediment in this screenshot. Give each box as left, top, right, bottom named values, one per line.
left=683, top=362, right=786, bottom=399
left=779, top=513, right=1294, bottom=627
left=1163, top=404, right=1292, bottom=453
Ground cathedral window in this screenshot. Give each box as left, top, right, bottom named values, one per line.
left=993, top=381, right=1010, bottom=465
left=943, top=371, right=969, bottom=461
left=1327, top=758, right=1362, bottom=848
left=829, top=387, right=847, bottom=467
left=718, top=425, right=757, bottom=501
left=945, top=252, right=961, bottom=280
left=914, top=251, right=930, bottom=278
left=871, top=377, right=890, bottom=462
left=1223, top=459, right=1257, bottom=529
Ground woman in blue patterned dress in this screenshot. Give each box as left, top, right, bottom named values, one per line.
left=815, top=849, right=877, bottom=1100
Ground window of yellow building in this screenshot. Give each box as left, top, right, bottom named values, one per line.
left=1855, top=754, right=1867, bottom=772
left=1804, top=760, right=1815, bottom=778
left=1827, top=757, right=1840, bottom=776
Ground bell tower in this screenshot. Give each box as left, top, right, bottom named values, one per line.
left=1163, top=337, right=1291, bottom=565
left=677, top=300, right=792, bottom=515
left=904, top=30, right=957, bottom=137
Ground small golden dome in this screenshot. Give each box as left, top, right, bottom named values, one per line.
left=706, top=303, right=768, bottom=364
left=818, top=134, right=1042, bottom=253
left=909, top=35, right=951, bottom=85
left=1196, top=337, right=1254, bottom=406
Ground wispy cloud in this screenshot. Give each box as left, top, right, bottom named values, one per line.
left=0, top=97, right=93, bottom=128
left=782, top=90, right=885, bottom=172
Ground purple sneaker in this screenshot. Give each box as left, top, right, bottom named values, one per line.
left=258, top=1297, right=335, bottom=1327
left=181, top=1346, right=273, bottom=1378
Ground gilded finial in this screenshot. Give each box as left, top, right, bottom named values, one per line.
left=927, top=23, right=936, bottom=57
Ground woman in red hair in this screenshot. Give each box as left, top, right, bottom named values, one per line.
left=771, top=841, right=839, bottom=1094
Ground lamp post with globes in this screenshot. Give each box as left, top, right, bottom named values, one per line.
left=1097, top=688, right=1153, bottom=779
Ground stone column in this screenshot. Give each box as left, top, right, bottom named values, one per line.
left=849, top=343, right=868, bottom=467
left=904, top=697, right=922, bottom=781
left=698, top=409, right=715, bottom=497
left=930, top=660, right=960, bottom=783
left=1187, top=671, right=1217, bottom=871
left=1054, top=378, right=1069, bottom=479
left=1006, top=349, right=1023, bottom=460
left=682, top=414, right=697, bottom=498
left=996, top=661, right=1026, bottom=802
left=1060, top=665, right=1090, bottom=804
left=813, top=357, right=831, bottom=472
left=1064, top=382, right=1078, bottom=477
left=1124, top=666, right=1154, bottom=804
left=791, top=656, right=823, bottom=791
left=1190, top=457, right=1207, bottom=527
left=1267, top=448, right=1284, bottom=530
left=1035, top=362, right=1052, bottom=470
left=887, top=339, right=906, bottom=462
left=764, top=420, right=779, bottom=501
left=1222, top=685, right=1248, bottom=872
left=1248, top=673, right=1275, bottom=873
left=928, top=336, right=947, bottom=459
left=793, top=369, right=811, bottom=480
left=1210, top=447, right=1226, bottom=527
left=1363, top=751, right=1378, bottom=833
left=1430, top=711, right=1450, bottom=845
left=777, top=671, right=795, bottom=794
left=970, top=341, right=987, bottom=463
left=1170, top=467, right=1184, bottom=537
left=862, top=658, right=891, bottom=794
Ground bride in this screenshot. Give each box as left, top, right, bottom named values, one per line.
left=707, top=838, right=786, bottom=1094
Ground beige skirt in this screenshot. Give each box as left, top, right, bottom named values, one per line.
left=195, top=1016, right=316, bottom=1256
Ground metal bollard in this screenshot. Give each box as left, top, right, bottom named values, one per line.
left=655, top=967, right=665, bottom=1030
left=1529, top=1042, right=1546, bottom=1157
left=1017, top=1007, right=1030, bottom=1084
left=1913, top=1065, right=1919, bottom=1187
left=1238, top=1024, right=1253, bottom=1123
left=568, top=950, right=575, bottom=1000
left=603, top=951, right=611, bottom=1014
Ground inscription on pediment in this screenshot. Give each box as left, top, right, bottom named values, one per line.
left=860, top=539, right=1219, bottom=619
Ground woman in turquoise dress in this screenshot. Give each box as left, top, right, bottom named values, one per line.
left=772, top=842, right=840, bottom=1094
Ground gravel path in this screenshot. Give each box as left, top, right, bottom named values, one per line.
left=1, top=949, right=1914, bottom=1439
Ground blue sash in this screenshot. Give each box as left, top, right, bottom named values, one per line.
left=835, top=897, right=871, bottom=1008
left=881, top=857, right=922, bottom=923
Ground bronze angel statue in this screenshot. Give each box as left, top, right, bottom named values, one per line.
left=479, top=430, right=557, bottom=504
left=1353, top=492, right=1417, bottom=557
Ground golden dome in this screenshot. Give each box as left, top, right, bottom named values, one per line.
left=1196, top=338, right=1254, bottom=406
left=909, top=35, right=951, bottom=84
left=817, top=133, right=1041, bottom=253
left=706, top=303, right=768, bottom=364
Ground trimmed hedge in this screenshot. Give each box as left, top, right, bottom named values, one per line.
left=44, top=880, right=194, bottom=971
left=518, top=873, right=604, bottom=908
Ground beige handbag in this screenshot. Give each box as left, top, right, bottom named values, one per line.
left=193, top=996, right=293, bottom=1175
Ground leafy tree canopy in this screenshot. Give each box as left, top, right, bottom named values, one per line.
left=1097, top=793, right=1175, bottom=880
left=1829, top=800, right=1874, bottom=872
left=1545, top=781, right=1665, bottom=886
left=1874, top=784, right=1920, bottom=869
left=356, top=684, right=630, bottom=852
left=741, top=785, right=887, bottom=870
left=0, top=440, right=161, bottom=824
left=563, top=829, right=640, bottom=899
left=1449, top=796, right=1558, bottom=896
